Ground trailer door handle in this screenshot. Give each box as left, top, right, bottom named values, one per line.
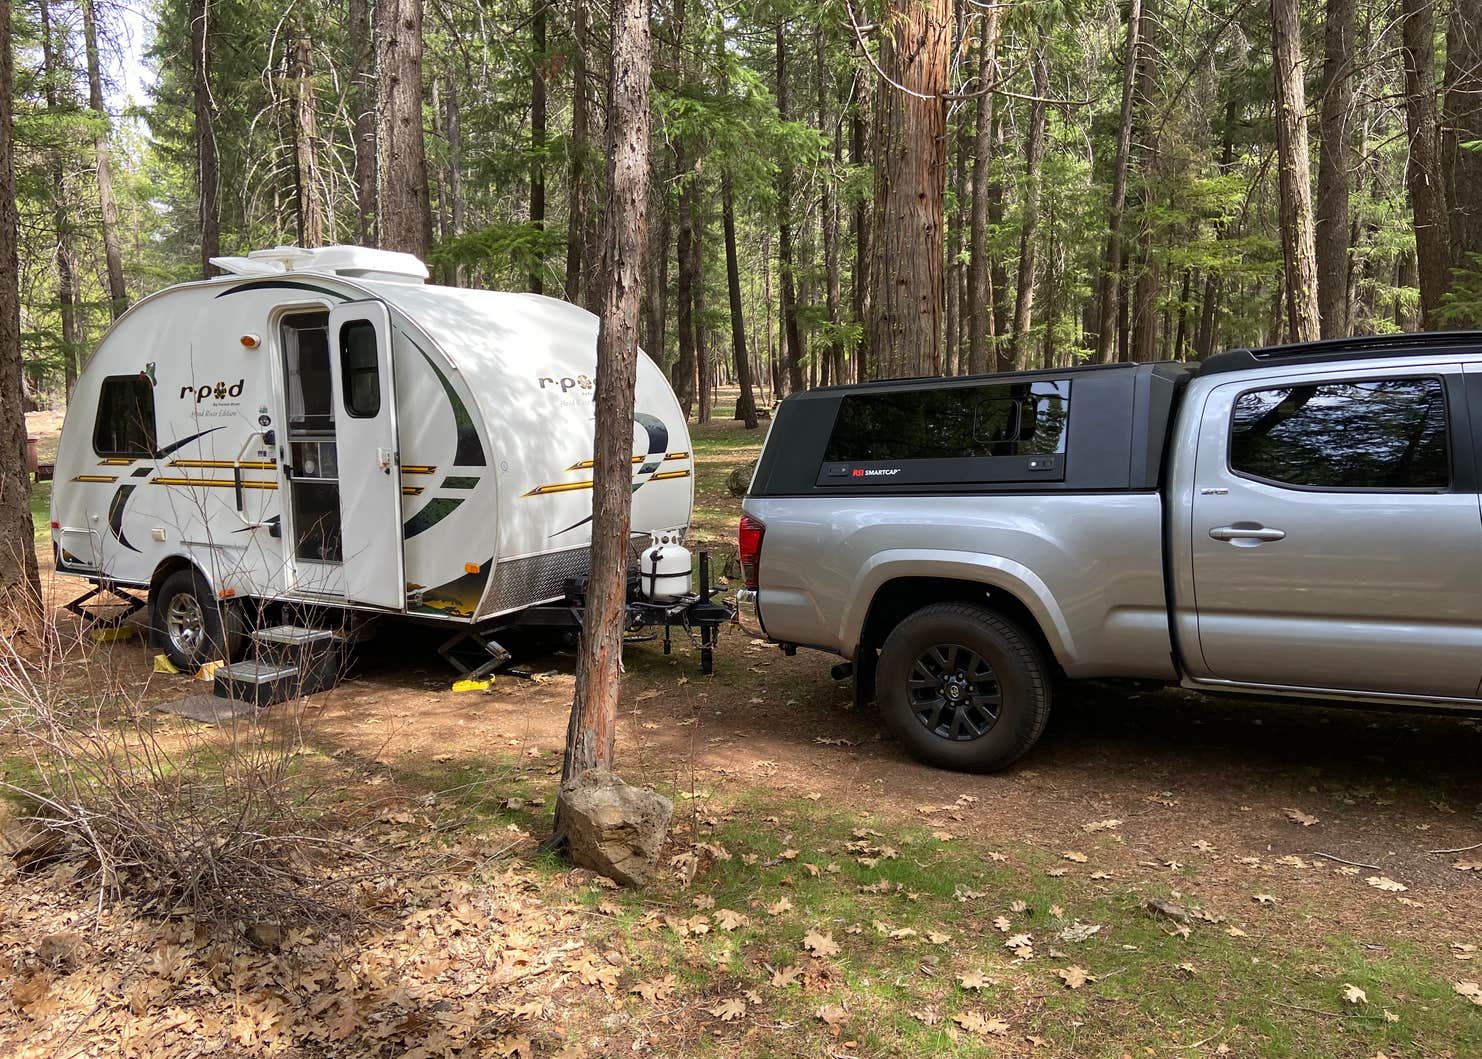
left=1209, top=524, right=1285, bottom=543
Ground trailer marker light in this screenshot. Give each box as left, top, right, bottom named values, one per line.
left=49, top=520, right=59, bottom=529
left=240, top=334, right=261, bottom=349
left=738, top=515, right=765, bottom=592
left=464, top=562, right=480, bottom=575
left=219, top=588, right=236, bottom=599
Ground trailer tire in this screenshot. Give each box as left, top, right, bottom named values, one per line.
left=876, top=603, right=1051, bottom=773
left=152, top=569, right=245, bottom=671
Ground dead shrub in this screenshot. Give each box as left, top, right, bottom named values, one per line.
left=0, top=612, right=368, bottom=926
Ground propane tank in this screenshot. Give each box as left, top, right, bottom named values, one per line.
left=638, top=536, right=693, bottom=602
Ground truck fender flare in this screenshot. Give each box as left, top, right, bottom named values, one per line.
left=842, top=550, right=1076, bottom=666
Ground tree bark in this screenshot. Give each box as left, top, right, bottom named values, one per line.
left=869, top=0, right=950, bottom=378
left=291, top=31, right=325, bottom=247
left=673, top=137, right=698, bottom=417
left=565, top=0, right=591, bottom=304
left=1444, top=0, right=1482, bottom=323
left=1094, top=0, right=1143, bottom=362
left=851, top=68, right=871, bottom=382
left=191, top=0, right=220, bottom=276
left=1129, top=6, right=1161, bottom=362
left=38, top=0, right=83, bottom=396
left=723, top=174, right=758, bottom=428
left=557, top=0, right=653, bottom=820
left=1197, top=95, right=1239, bottom=357
left=80, top=0, right=127, bottom=317
left=1009, top=42, right=1049, bottom=368
left=444, top=79, right=465, bottom=282
left=819, top=27, right=845, bottom=387
left=1400, top=0, right=1450, bottom=328
left=0, top=0, right=41, bottom=622
left=1271, top=0, right=1321, bottom=342
left=776, top=20, right=806, bottom=393
left=530, top=0, right=548, bottom=294
left=348, top=0, right=377, bottom=244
left=376, top=0, right=433, bottom=259
left=966, top=9, right=1001, bottom=376
left=1316, top=0, right=1354, bottom=337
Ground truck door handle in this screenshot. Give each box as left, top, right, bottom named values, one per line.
left=1209, top=524, right=1286, bottom=542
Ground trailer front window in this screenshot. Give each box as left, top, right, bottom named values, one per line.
left=93, top=374, right=157, bottom=459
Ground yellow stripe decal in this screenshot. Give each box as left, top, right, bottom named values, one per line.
left=565, top=452, right=691, bottom=472
left=523, top=480, right=594, bottom=497
left=401, top=465, right=437, bottom=475
left=650, top=469, right=692, bottom=482
left=170, top=458, right=278, bottom=470
left=402, top=486, right=425, bottom=496
left=151, top=476, right=278, bottom=490
left=73, top=474, right=119, bottom=483
left=98, top=458, right=134, bottom=467
left=665, top=451, right=690, bottom=460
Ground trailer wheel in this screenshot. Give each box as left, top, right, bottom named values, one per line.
left=876, top=603, right=1051, bottom=772
left=152, top=569, right=245, bottom=671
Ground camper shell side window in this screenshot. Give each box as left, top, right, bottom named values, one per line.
left=93, top=374, right=157, bottom=459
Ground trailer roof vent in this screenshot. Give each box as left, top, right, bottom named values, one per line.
left=209, top=245, right=430, bottom=285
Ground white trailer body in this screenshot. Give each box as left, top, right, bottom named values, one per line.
left=51, top=246, right=694, bottom=634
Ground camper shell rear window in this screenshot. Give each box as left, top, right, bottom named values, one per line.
left=93, top=374, right=157, bottom=459
left=816, top=379, right=1071, bottom=487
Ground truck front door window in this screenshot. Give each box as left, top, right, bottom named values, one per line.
left=1229, top=378, right=1449, bottom=490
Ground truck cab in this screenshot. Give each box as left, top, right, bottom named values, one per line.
left=741, top=332, right=1482, bottom=772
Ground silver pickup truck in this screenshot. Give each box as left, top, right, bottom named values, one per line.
left=739, top=332, right=1482, bottom=771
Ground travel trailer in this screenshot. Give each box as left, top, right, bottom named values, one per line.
left=51, top=246, right=696, bottom=675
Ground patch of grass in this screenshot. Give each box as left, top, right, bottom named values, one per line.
left=30, top=478, right=51, bottom=545
left=577, top=791, right=1481, bottom=1058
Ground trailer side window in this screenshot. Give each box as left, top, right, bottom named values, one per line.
left=339, top=320, right=381, bottom=418
left=1229, top=377, right=1449, bottom=490
left=93, top=375, right=157, bottom=458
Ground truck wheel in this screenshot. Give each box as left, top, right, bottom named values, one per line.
left=152, top=569, right=245, bottom=671
left=876, top=603, right=1051, bottom=772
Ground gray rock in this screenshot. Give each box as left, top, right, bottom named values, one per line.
left=557, top=768, right=672, bottom=887
left=1144, top=898, right=1193, bottom=925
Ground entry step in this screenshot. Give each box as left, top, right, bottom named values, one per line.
left=251, top=625, right=340, bottom=646
left=213, top=660, right=302, bottom=708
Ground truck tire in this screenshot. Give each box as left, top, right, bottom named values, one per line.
left=152, top=569, right=245, bottom=671
left=876, top=603, right=1051, bottom=772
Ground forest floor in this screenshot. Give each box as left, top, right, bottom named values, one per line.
left=3, top=404, right=1482, bottom=1057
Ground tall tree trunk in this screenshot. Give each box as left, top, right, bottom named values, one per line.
left=1316, top=0, right=1354, bottom=337
left=38, top=0, right=83, bottom=396
left=1400, top=0, right=1450, bottom=327
left=530, top=0, right=548, bottom=293
left=966, top=9, right=1000, bottom=376
left=557, top=0, right=653, bottom=813
left=870, top=0, right=950, bottom=378
left=723, top=173, right=758, bottom=428
left=376, top=0, right=433, bottom=258
left=1444, top=0, right=1482, bottom=324
left=694, top=189, right=710, bottom=424
left=291, top=31, right=325, bottom=247
left=776, top=20, right=806, bottom=393
left=1094, top=0, right=1143, bottom=362
left=0, top=0, right=41, bottom=620
left=348, top=0, right=377, bottom=244
left=851, top=69, right=871, bottom=382
left=818, top=27, right=845, bottom=387
left=1010, top=42, right=1049, bottom=368
left=1272, top=0, right=1321, bottom=342
left=673, top=138, right=698, bottom=417
left=565, top=0, right=591, bottom=304
left=191, top=0, right=220, bottom=276
left=1129, top=5, right=1161, bottom=362
left=1197, top=94, right=1239, bottom=357
left=80, top=0, right=127, bottom=317
left=444, top=79, right=465, bottom=282
left=988, top=105, right=1010, bottom=369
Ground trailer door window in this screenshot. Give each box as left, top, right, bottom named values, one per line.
left=93, top=374, right=157, bottom=458
left=283, top=316, right=334, bottom=432
left=280, top=311, right=343, bottom=564
left=339, top=320, right=381, bottom=417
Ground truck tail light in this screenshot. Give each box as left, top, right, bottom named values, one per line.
left=738, top=514, right=765, bottom=591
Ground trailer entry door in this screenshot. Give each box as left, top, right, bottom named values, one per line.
left=328, top=300, right=405, bottom=610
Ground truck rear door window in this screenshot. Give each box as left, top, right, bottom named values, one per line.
left=1229, top=377, right=1449, bottom=490
left=93, top=374, right=157, bottom=458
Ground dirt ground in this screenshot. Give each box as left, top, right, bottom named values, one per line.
left=11, top=408, right=1482, bottom=1056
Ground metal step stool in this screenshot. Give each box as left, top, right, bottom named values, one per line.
left=212, top=625, right=343, bottom=707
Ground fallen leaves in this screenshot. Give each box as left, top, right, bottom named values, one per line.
left=957, top=969, right=993, bottom=991
left=1342, top=983, right=1368, bottom=1005
left=1061, top=851, right=1089, bottom=863
left=1455, top=981, right=1482, bottom=1007
left=953, top=1011, right=1010, bottom=1037
left=714, top=909, right=749, bottom=932
left=1283, top=808, right=1319, bottom=827
left=1055, top=965, right=1094, bottom=989
left=630, top=975, right=677, bottom=1004
left=706, top=997, right=747, bottom=1022
left=1365, top=875, right=1407, bottom=892
left=802, top=929, right=840, bottom=959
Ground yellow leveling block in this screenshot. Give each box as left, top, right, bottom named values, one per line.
left=152, top=654, right=181, bottom=674
left=452, top=677, right=494, bottom=693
